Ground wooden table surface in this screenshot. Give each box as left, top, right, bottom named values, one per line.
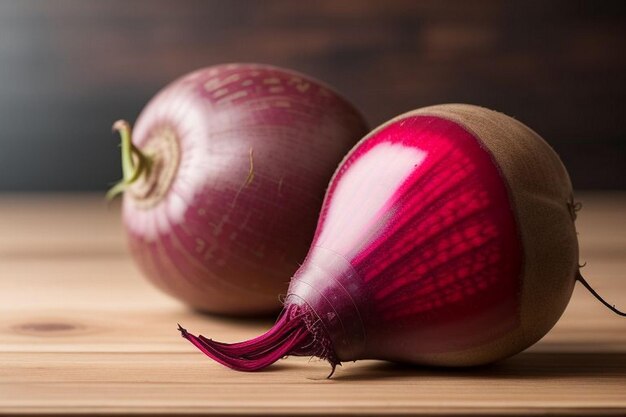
left=1, top=193, right=625, bottom=416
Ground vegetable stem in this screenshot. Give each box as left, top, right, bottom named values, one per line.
left=106, top=120, right=152, bottom=200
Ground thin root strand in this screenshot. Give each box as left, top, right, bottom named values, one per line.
left=577, top=272, right=626, bottom=317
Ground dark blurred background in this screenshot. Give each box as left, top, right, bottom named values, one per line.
left=0, top=0, right=625, bottom=191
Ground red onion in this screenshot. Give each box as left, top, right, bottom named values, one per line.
left=111, top=63, right=368, bottom=315
left=179, top=104, right=624, bottom=373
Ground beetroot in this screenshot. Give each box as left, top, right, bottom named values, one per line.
left=180, top=104, right=624, bottom=373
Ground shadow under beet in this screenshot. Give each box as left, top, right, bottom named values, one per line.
left=332, top=351, right=626, bottom=381
left=192, top=307, right=279, bottom=326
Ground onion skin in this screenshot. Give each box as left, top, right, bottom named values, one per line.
left=121, top=63, right=368, bottom=315
left=180, top=104, right=580, bottom=371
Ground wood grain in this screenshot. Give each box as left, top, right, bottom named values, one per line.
left=0, top=194, right=625, bottom=415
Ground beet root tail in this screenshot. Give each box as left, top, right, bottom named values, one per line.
left=178, top=304, right=339, bottom=373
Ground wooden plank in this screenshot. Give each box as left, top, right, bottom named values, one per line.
left=0, top=194, right=625, bottom=415
left=0, top=194, right=124, bottom=257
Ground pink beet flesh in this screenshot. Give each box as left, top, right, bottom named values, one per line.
left=180, top=115, right=523, bottom=370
